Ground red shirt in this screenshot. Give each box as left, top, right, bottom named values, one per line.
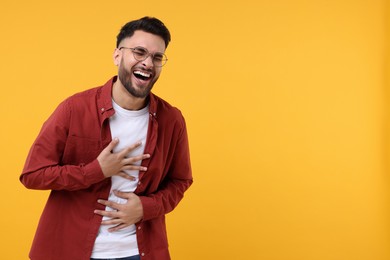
left=20, top=77, right=193, bottom=260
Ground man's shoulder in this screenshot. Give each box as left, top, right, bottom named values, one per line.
left=66, top=77, right=113, bottom=101
left=151, top=93, right=186, bottom=128
left=59, top=81, right=111, bottom=114
left=152, top=93, right=182, bottom=115
left=69, top=85, right=103, bottom=100
left=64, top=78, right=112, bottom=104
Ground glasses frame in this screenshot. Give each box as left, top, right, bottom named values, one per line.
left=119, top=46, right=168, bottom=67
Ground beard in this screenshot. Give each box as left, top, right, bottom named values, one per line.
left=118, top=60, right=158, bottom=98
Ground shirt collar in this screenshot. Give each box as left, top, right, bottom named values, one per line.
left=98, top=76, right=158, bottom=119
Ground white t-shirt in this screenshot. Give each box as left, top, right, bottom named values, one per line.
left=91, top=100, right=149, bottom=258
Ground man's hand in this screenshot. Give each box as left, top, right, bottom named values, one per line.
left=94, top=191, right=144, bottom=232
left=97, top=138, right=150, bottom=180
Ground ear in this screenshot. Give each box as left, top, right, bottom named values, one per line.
left=113, top=48, right=121, bottom=66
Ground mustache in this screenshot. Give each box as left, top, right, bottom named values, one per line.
left=133, top=66, right=154, bottom=74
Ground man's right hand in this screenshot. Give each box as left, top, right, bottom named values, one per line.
left=97, top=138, right=150, bottom=180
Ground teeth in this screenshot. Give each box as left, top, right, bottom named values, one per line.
left=134, top=71, right=151, bottom=78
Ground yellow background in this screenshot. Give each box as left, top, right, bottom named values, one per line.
left=1, top=0, right=389, bottom=259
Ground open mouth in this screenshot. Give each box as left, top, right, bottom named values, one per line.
left=133, top=70, right=152, bottom=81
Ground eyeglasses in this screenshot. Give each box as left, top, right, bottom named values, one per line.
left=119, top=46, right=168, bottom=67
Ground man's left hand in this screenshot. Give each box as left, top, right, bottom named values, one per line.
left=95, top=191, right=144, bottom=232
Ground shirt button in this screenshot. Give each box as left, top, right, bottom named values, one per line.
left=141, top=252, right=145, bottom=256
left=138, top=226, right=142, bottom=230
left=101, top=108, right=105, bottom=112
left=138, top=181, right=141, bottom=186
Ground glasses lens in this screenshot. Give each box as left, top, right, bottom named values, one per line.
left=153, top=53, right=167, bottom=67
left=132, top=47, right=148, bottom=61
left=129, top=47, right=168, bottom=67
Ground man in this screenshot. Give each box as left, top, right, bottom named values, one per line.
left=20, top=17, right=193, bottom=260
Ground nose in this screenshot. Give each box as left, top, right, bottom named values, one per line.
left=142, top=54, right=154, bottom=68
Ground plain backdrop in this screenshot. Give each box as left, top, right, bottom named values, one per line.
left=1, top=0, right=389, bottom=259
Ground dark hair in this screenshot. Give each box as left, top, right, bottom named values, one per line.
left=116, top=16, right=171, bottom=48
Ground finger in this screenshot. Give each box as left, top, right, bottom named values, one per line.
left=104, top=138, right=120, bottom=152
left=108, top=223, right=130, bottom=232
left=94, top=209, right=119, bottom=218
left=113, top=190, right=133, bottom=199
left=122, top=164, right=148, bottom=172
left=116, top=172, right=136, bottom=181
left=97, top=199, right=120, bottom=210
left=101, top=218, right=122, bottom=226
left=118, top=141, right=142, bottom=157
left=123, top=154, right=150, bottom=165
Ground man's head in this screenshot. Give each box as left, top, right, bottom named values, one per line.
left=116, top=16, right=171, bottom=49
left=113, top=17, right=171, bottom=100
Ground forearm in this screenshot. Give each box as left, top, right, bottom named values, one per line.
left=20, top=159, right=105, bottom=191
left=139, top=177, right=193, bottom=221
left=20, top=98, right=107, bottom=191
left=139, top=115, right=193, bottom=220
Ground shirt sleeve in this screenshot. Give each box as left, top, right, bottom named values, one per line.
left=139, top=116, right=193, bottom=221
left=20, top=99, right=106, bottom=191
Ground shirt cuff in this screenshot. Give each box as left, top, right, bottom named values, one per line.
left=139, top=196, right=158, bottom=221
left=83, top=159, right=106, bottom=185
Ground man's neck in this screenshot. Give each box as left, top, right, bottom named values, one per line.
left=112, top=80, right=147, bottom=111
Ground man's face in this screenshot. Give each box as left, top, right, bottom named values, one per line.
left=114, top=30, right=166, bottom=98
